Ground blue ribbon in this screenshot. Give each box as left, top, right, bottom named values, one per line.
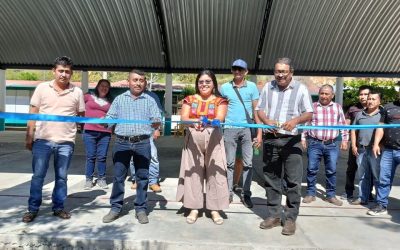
left=1, top=112, right=399, bottom=130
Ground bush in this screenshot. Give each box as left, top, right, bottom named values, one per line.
left=18, top=72, right=39, bottom=80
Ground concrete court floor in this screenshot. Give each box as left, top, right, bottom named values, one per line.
left=0, top=130, right=399, bottom=249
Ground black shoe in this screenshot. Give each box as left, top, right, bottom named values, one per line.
left=241, top=195, right=253, bottom=208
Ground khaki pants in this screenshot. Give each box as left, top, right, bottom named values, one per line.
left=176, top=127, right=229, bottom=210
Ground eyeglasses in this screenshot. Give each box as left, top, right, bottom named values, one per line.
left=131, top=78, right=146, bottom=83
left=232, top=67, right=245, bottom=72
left=198, top=80, right=213, bottom=85
left=274, top=70, right=291, bottom=75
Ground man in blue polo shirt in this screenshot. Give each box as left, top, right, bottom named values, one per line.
left=220, top=59, right=262, bottom=208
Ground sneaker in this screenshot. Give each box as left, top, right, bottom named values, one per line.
left=103, top=210, right=120, bottom=223
left=22, top=211, right=38, bottom=223
left=131, top=182, right=137, bottom=190
left=149, top=184, right=162, bottom=193
left=367, top=204, right=387, bottom=216
left=84, top=179, right=93, bottom=190
left=340, top=192, right=353, bottom=200
left=136, top=211, right=149, bottom=224
left=241, top=195, right=253, bottom=208
left=302, top=195, right=316, bottom=204
left=326, top=197, right=343, bottom=206
left=349, top=198, right=368, bottom=205
left=97, top=179, right=108, bottom=189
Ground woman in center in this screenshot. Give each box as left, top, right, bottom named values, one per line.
left=176, top=69, right=230, bottom=225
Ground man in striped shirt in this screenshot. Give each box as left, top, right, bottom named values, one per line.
left=301, top=84, right=349, bottom=206
left=257, top=57, right=313, bottom=236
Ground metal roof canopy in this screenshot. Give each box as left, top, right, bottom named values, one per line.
left=0, top=0, right=399, bottom=77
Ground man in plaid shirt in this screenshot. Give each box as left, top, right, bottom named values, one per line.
left=301, top=84, right=349, bottom=206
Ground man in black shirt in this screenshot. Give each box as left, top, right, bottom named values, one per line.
left=341, top=85, right=372, bottom=200
left=369, top=91, right=400, bottom=216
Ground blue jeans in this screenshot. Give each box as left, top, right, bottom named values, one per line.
left=28, top=139, right=74, bottom=212
left=110, top=138, right=151, bottom=213
left=306, top=139, right=339, bottom=198
left=130, top=137, right=159, bottom=185
left=224, top=128, right=253, bottom=197
left=83, top=130, right=111, bottom=180
left=376, top=148, right=400, bottom=208
left=356, top=147, right=380, bottom=202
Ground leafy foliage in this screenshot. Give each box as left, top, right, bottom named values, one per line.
left=343, top=79, right=398, bottom=109
left=179, top=85, right=196, bottom=99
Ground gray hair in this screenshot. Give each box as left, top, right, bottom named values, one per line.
left=275, top=57, right=294, bottom=73
left=319, top=84, right=334, bottom=93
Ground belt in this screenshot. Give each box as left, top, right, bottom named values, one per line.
left=308, top=137, right=337, bottom=145
left=264, top=133, right=295, bottom=139
left=116, top=134, right=150, bottom=143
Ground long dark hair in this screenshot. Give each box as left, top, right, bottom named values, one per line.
left=93, top=79, right=112, bottom=102
left=194, top=69, right=221, bottom=97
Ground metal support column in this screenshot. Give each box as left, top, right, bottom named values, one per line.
left=164, top=74, right=173, bottom=136
left=81, top=70, right=89, bottom=93
left=335, top=77, right=344, bottom=106
left=0, top=69, right=6, bottom=131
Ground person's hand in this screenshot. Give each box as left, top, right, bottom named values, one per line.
left=254, top=134, right=262, bottom=148
left=351, top=145, right=359, bottom=157
left=153, top=129, right=161, bottom=140
left=194, top=117, right=205, bottom=131
left=340, top=141, right=348, bottom=151
left=150, top=118, right=161, bottom=129
left=253, top=138, right=262, bottom=148
left=373, top=145, right=381, bottom=158
left=264, top=120, right=279, bottom=133
left=281, top=119, right=297, bottom=132
left=25, top=136, right=33, bottom=151
left=301, top=140, right=307, bottom=150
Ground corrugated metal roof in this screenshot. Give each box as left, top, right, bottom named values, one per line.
left=0, top=0, right=399, bottom=76
left=161, top=0, right=267, bottom=70
left=259, top=0, right=400, bottom=74
left=0, top=0, right=164, bottom=69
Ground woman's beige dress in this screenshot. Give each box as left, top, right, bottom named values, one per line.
left=176, top=127, right=230, bottom=210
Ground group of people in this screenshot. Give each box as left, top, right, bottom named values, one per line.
left=21, top=56, right=400, bottom=236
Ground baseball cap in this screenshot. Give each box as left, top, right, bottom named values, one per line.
left=232, top=59, right=248, bottom=70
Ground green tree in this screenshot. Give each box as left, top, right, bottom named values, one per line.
left=343, top=79, right=397, bottom=109
left=174, top=74, right=196, bottom=83
left=179, top=85, right=196, bottom=99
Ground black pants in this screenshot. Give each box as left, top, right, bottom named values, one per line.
left=344, top=148, right=358, bottom=196
left=263, top=135, right=303, bottom=221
